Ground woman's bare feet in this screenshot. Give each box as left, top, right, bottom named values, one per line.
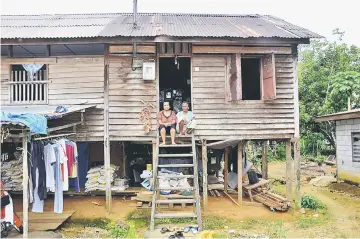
left=172, top=141, right=177, bottom=145
left=160, top=142, right=166, bottom=146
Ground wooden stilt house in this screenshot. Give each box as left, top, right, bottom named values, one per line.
left=1, top=13, right=321, bottom=217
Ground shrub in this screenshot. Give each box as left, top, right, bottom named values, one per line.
left=301, top=195, right=325, bottom=210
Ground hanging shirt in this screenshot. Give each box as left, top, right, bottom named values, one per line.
left=52, top=144, right=63, bottom=214
left=65, top=143, right=74, bottom=176
left=71, top=142, right=79, bottom=178
left=58, top=139, right=69, bottom=191
left=44, top=144, right=56, bottom=192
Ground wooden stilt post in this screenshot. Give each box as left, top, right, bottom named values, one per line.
left=285, top=140, right=293, bottom=204
left=152, top=141, right=156, bottom=171
left=262, top=140, right=269, bottom=179
left=22, top=131, right=28, bottom=238
left=237, top=141, right=243, bottom=205
left=294, top=141, right=301, bottom=208
left=224, top=147, right=229, bottom=193
left=202, top=139, right=208, bottom=210
left=104, top=44, right=111, bottom=212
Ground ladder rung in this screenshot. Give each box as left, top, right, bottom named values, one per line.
left=157, top=175, right=194, bottom=179
left=161, top=136, right=192, bottom=139
left=158, top=164, right=194, bottom=168
left=157, top=186, right=194, bottom=190
left=158, top=153, right=193, bottom=157
left=156, top=199, right=196, bottom=204
left=159, top=144, right=192, bottom=148
left=155, top=212, right=197, bottom=218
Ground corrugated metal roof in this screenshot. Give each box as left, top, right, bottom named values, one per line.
left=1, top=13, right=322, bottom=39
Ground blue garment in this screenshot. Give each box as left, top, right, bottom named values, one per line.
left=31, top=169, right=44, bottom=213
left=77, top=143, right=89, bottom=188
left=53, top=144, right=63, bottom=214
left=1, top=111, right=47, bottom=135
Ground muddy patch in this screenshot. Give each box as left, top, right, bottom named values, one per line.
left=329, top=182, right=360, bottom=198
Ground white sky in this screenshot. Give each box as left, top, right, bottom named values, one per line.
left=1, top=0, right=359, bottom=46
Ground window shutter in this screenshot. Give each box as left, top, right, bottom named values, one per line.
left=228, top=53, right=242, bottom=101
left=261, top=53, right=276, bottom=100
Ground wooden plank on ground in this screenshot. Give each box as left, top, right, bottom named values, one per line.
left=17, top=211, right=74, bottom=231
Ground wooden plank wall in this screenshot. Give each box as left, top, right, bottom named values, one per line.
left=1, top=63, right=10, bottom=104
left=48, top=57, right=104, bottom=141
left=192, top=55, right=295, bottom=140
left=108, top=55, right=157, bottom=141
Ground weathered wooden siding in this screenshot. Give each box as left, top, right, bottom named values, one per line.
left=108, top=55, right=157, bottom=141
left=48, top=57, right=104, bottom=141
left=1, top=63, right=10, bottom=104
left=0, top=57, right=104, bottom=141
left=192, top=55, right=295, bottom=140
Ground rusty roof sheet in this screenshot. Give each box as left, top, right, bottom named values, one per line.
left=1, top=13, right=322, bottom=39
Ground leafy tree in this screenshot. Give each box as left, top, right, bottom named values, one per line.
left=298, top=30, right=360, bottom=153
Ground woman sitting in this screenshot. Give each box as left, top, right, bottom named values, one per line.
left=176, top=102, right=196, bottom=136
left=158, top=102, right=177, bottom=145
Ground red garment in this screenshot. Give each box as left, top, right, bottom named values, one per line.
left=65, top=144, right=74, bottom=176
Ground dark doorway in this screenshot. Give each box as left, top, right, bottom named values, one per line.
left=159, top=57, right=191, bottom=113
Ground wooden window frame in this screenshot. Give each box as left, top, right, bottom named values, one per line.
left=227, top=53, right=276, bottom=102
left=9, top=64, right=49, bottom=105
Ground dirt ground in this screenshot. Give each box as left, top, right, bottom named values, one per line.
left=11, top=161, right=360, bottom=238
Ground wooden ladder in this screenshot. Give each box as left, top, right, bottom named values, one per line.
left=150, top=135, right=202, bottom=231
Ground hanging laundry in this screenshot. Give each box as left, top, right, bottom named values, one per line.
left=43, top=144, right=56, bottom=192
left=29, top=141, right=47, bottom=201
left=57, top=139, right=69, bottom=191
left=52, top=144, right=63, bottom=214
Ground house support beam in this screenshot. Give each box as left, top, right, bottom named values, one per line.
left=202, top=139, right=208, bottom=210
left=22, top=131, right=29, bottom=238
left=224, top=147, right=229, bottom=193
left=285, top=140, right=293, bottom=205
left=294, top=141, right=301, bottom=208
left=237, top=141, right=243, bottom=205
left=262, top=140, right=269, bottom=179
left=104, top=44, right=111, bottom=212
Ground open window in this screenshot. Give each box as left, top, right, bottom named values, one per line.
left=10, top=64, right=48, bottom=104
left=227, top=53, right=276, bottom=101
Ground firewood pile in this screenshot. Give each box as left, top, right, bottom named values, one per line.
left=139, top=100, right=155, bottom=133
left=244, top=188, right=290, bottom=211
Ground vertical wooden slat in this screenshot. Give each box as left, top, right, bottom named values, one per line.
left=202, top=139, right=208, bottom=210
left=30, top=73, right=35, bottom=102
left=224, top=147, right=229, bottom=193
left=167, top=43, right=174, bottom=54
left=39, top=70, right=43, bottom=102
left=22, top=131, right=29, bottom=238
left=174, top=43, right=181, bottom=55
left=104, top=44, right=111, bottom=212
left=13, top=71, right=16, bottom=102
left=45, top=69, right=48, bottom=103
left=182, top=43, right=189, bottom=54
left=262, top=140, right=269, bottom=179
left=286, top=140, right=293, bottom=204
left=237, top=142, right=243, bottom=205
left=34, top=72, right=38, bottom=102
left=22, top=70, right=26, bottom=102
left=294, top=141, right=301, bottom=209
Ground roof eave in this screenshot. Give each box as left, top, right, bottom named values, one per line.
left=1, top=36, right=312, bottom=46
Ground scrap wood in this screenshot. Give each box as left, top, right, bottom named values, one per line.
left=209, top=190, right=215, bottom=196
left=214, top=190, right=221, bottom=197
left=92, top=201, right=101, bottom=206
left=223, top=191, right=241, bottom=207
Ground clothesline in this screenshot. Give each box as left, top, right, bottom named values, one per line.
left=33, top=133, right=76, bottom=141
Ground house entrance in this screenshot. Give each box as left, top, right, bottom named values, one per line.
left=159, top=57, right=192, bottom=113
